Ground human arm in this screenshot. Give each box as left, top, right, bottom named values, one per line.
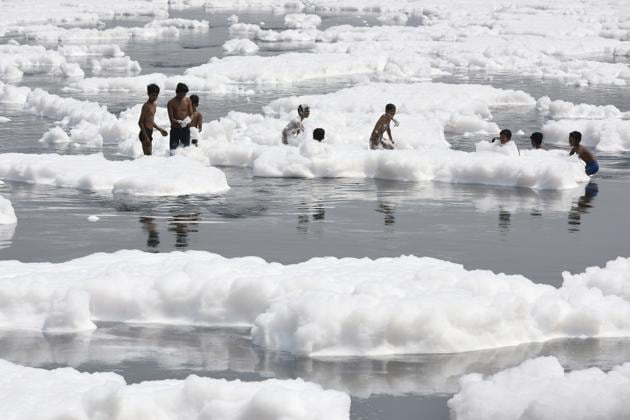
left=152, top=121, right=167, bottom=136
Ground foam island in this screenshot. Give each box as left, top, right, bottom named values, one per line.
left=0, top=359, right=349, bottom=420
left=0, top=153, right=230, bottom=196
left=449, top=356, right=630, bottom=420
left=2, top=251, right=630, bottom=357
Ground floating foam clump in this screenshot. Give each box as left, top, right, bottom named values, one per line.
left=2, top=251, right=630, bottom=356
left=0, top=154, right=230, bottom=196
left=223, top=38, right=260, bottom=55
left=0, top=195, right=17, bottom=225
left=448, top=357, right=630, bottom=420
left=91, top=56, right=141, bottom=76
left=284, top=14, right=322, bottom=30
left=0, top=43, right=84, bottom=82
left=0, top=360, right=350, bottom=420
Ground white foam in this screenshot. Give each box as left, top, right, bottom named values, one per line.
left=0, top=360, right=350, bottom=420
left=2, top=251, right=630, bottom=356
left=0, top=43, right=84, bottom=82
left=0, top=154, right=230, bottom=196
left=284, top=14, right=322, bottom=30
left=0, top=117, right=10, bottom=123
left=223, top=38, right=260, bottom=55
left=0, top=195, right=17, bottom=225
left=449, top=357, right=630, bottom=420
left=543, top=119, right=630, bottom=152
left=91, top=56, right=142, bottom=76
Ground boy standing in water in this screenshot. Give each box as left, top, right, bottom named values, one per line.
left=282, top=104, right=310, bottom=145
left=167, top=82, right=193, bottom=151
left=138, top=83, right=167, bottom=156
left=569, top=131, right=599, bottom=175
left=190, top=94, right=203, bottom=146
left=370, top=103, right=397, bottom=150
left=530, top=132, right=544, bottom=149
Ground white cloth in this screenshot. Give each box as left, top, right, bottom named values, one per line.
left=176, top=116, right=191, bottom=127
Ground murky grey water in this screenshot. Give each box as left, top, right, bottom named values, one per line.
left=1, top=7, right=630, bottom=420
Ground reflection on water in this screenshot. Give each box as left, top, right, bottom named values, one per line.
left=0, top=324, right=629, bottom=399
left=139, top=216, right=160, bottom=251
left=568, top=182, right=599, bottom=232
left=169, top=213, right=200, bottom=249
left=498, top=208, right=511, bottom=232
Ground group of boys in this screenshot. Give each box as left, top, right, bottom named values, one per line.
left=140, top=84, right=599, bottom=177
left=492, top=129, right=598, bottom=175
left=138, top=83, right=203, bottom=156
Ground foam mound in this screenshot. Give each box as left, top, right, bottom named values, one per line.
left=0, top=359, right=350, bottom=420
left=0, top=154, right=229, bottom=196
left=448, top=357, right=630, bottom=420
left=0, top=195, right=17, bottom=225
left=2, top=251, right=630, bottom=356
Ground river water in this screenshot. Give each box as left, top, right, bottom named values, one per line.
left=1, top=7, right=629, bottom=419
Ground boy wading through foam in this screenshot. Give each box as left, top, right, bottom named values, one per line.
left=370, top=103, right=398, bottom=150
left=190, top=94, right=203, bottom=147
left=138, top=83, right=167, bottom=156
left=569, top=131, right=599, bottom=176
left=167, top=83, right=193, bottom=152
left=282, top=104, right=310, bottom=145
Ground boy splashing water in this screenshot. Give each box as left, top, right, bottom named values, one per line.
left=370, top=103, right=398, bottom=150
left=282, top=104, right=310, bottom=145
left=569, top=131, right=599, bottom=175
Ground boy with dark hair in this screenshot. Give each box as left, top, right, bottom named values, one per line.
left=530, top=132, right=544, bottom=149
left=282, top=104, right=310, bottom=145
left=190, top=94, right=203, bottom=146
left=167, top=82, right=193, bottom=151
left=370, top=103, right=397, bottom=150
left=492, top=129, right=512, bottom=144
left=313, top=128, right=325, bottom=142
left=569, top=131, right=599, bottom=175
left=138, top=83, right=167, bottom=156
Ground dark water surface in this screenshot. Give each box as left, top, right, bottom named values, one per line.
left=1, top=7, right=630, bottom=420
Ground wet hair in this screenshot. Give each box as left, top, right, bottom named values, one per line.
left=190, top=94, right=199, bottom=106
left=298, top=104, right=310, bottom=118
left=385, top=103, right=396, bottom=113
left=313, top=128, right=325, bottom=141
left=530, top=132, right=543, bottom=147
left=499, top=129, right=512, bottom=140
left=175, top=82, right=189, bottom=94
left=147, top=84, right=160, bottom=96
left=569, top=131, right=582, bottom=143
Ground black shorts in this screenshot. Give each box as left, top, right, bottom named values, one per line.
left=139, top=128, right=153, bottom=142
left=170, top=127, right=190, bottom=150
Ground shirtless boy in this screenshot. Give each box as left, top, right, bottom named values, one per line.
left=370, top=103, right=397, bottom=150
left=138, top=83, right=167, bottom=156
left=167, top=82, right=193, bottom=151
left=569, top=131, right=599, bottom=175
left=190, top=94, right=203, bottom=146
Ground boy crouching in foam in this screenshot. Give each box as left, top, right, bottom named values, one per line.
left=370, top=103, right=398, bottom=150
left=138, top=83, right=167, bottom=156
left=569, top=131, right=599, bottom=175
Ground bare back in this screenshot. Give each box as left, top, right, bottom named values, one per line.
left=577, top=145, right=595, bottom=164
left=191, top=110, right=203, bottom=130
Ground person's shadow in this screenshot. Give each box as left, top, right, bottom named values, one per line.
left=568, top=182, right=599, bottom=232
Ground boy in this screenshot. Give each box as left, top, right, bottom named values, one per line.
left=370, top=103, right=397, bottom=150
left=313, top=128, right=325, bottom=142
left=190, top=94, right=203, bottom=146
left=530, top=132, right=544, bottom=149
left=569, top=131, right=598, bottom=175
left=167, top=82, right=193, bottom=151
left=138, top=83, right=167, bottom=156
left=282, top=104, right=309, bottom=145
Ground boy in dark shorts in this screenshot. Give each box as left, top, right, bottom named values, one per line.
left=370, top=103, right=397, bottom=150
left=569, top=131, right=599, bottom=175
left=167, top=82, right=193, bottom=151
left=138, top=83, right=167, bottom=156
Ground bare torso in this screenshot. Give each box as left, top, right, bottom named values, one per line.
left=140, top=101, right=157, bottom=129
left=167, top=96, right=192, bottom=127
